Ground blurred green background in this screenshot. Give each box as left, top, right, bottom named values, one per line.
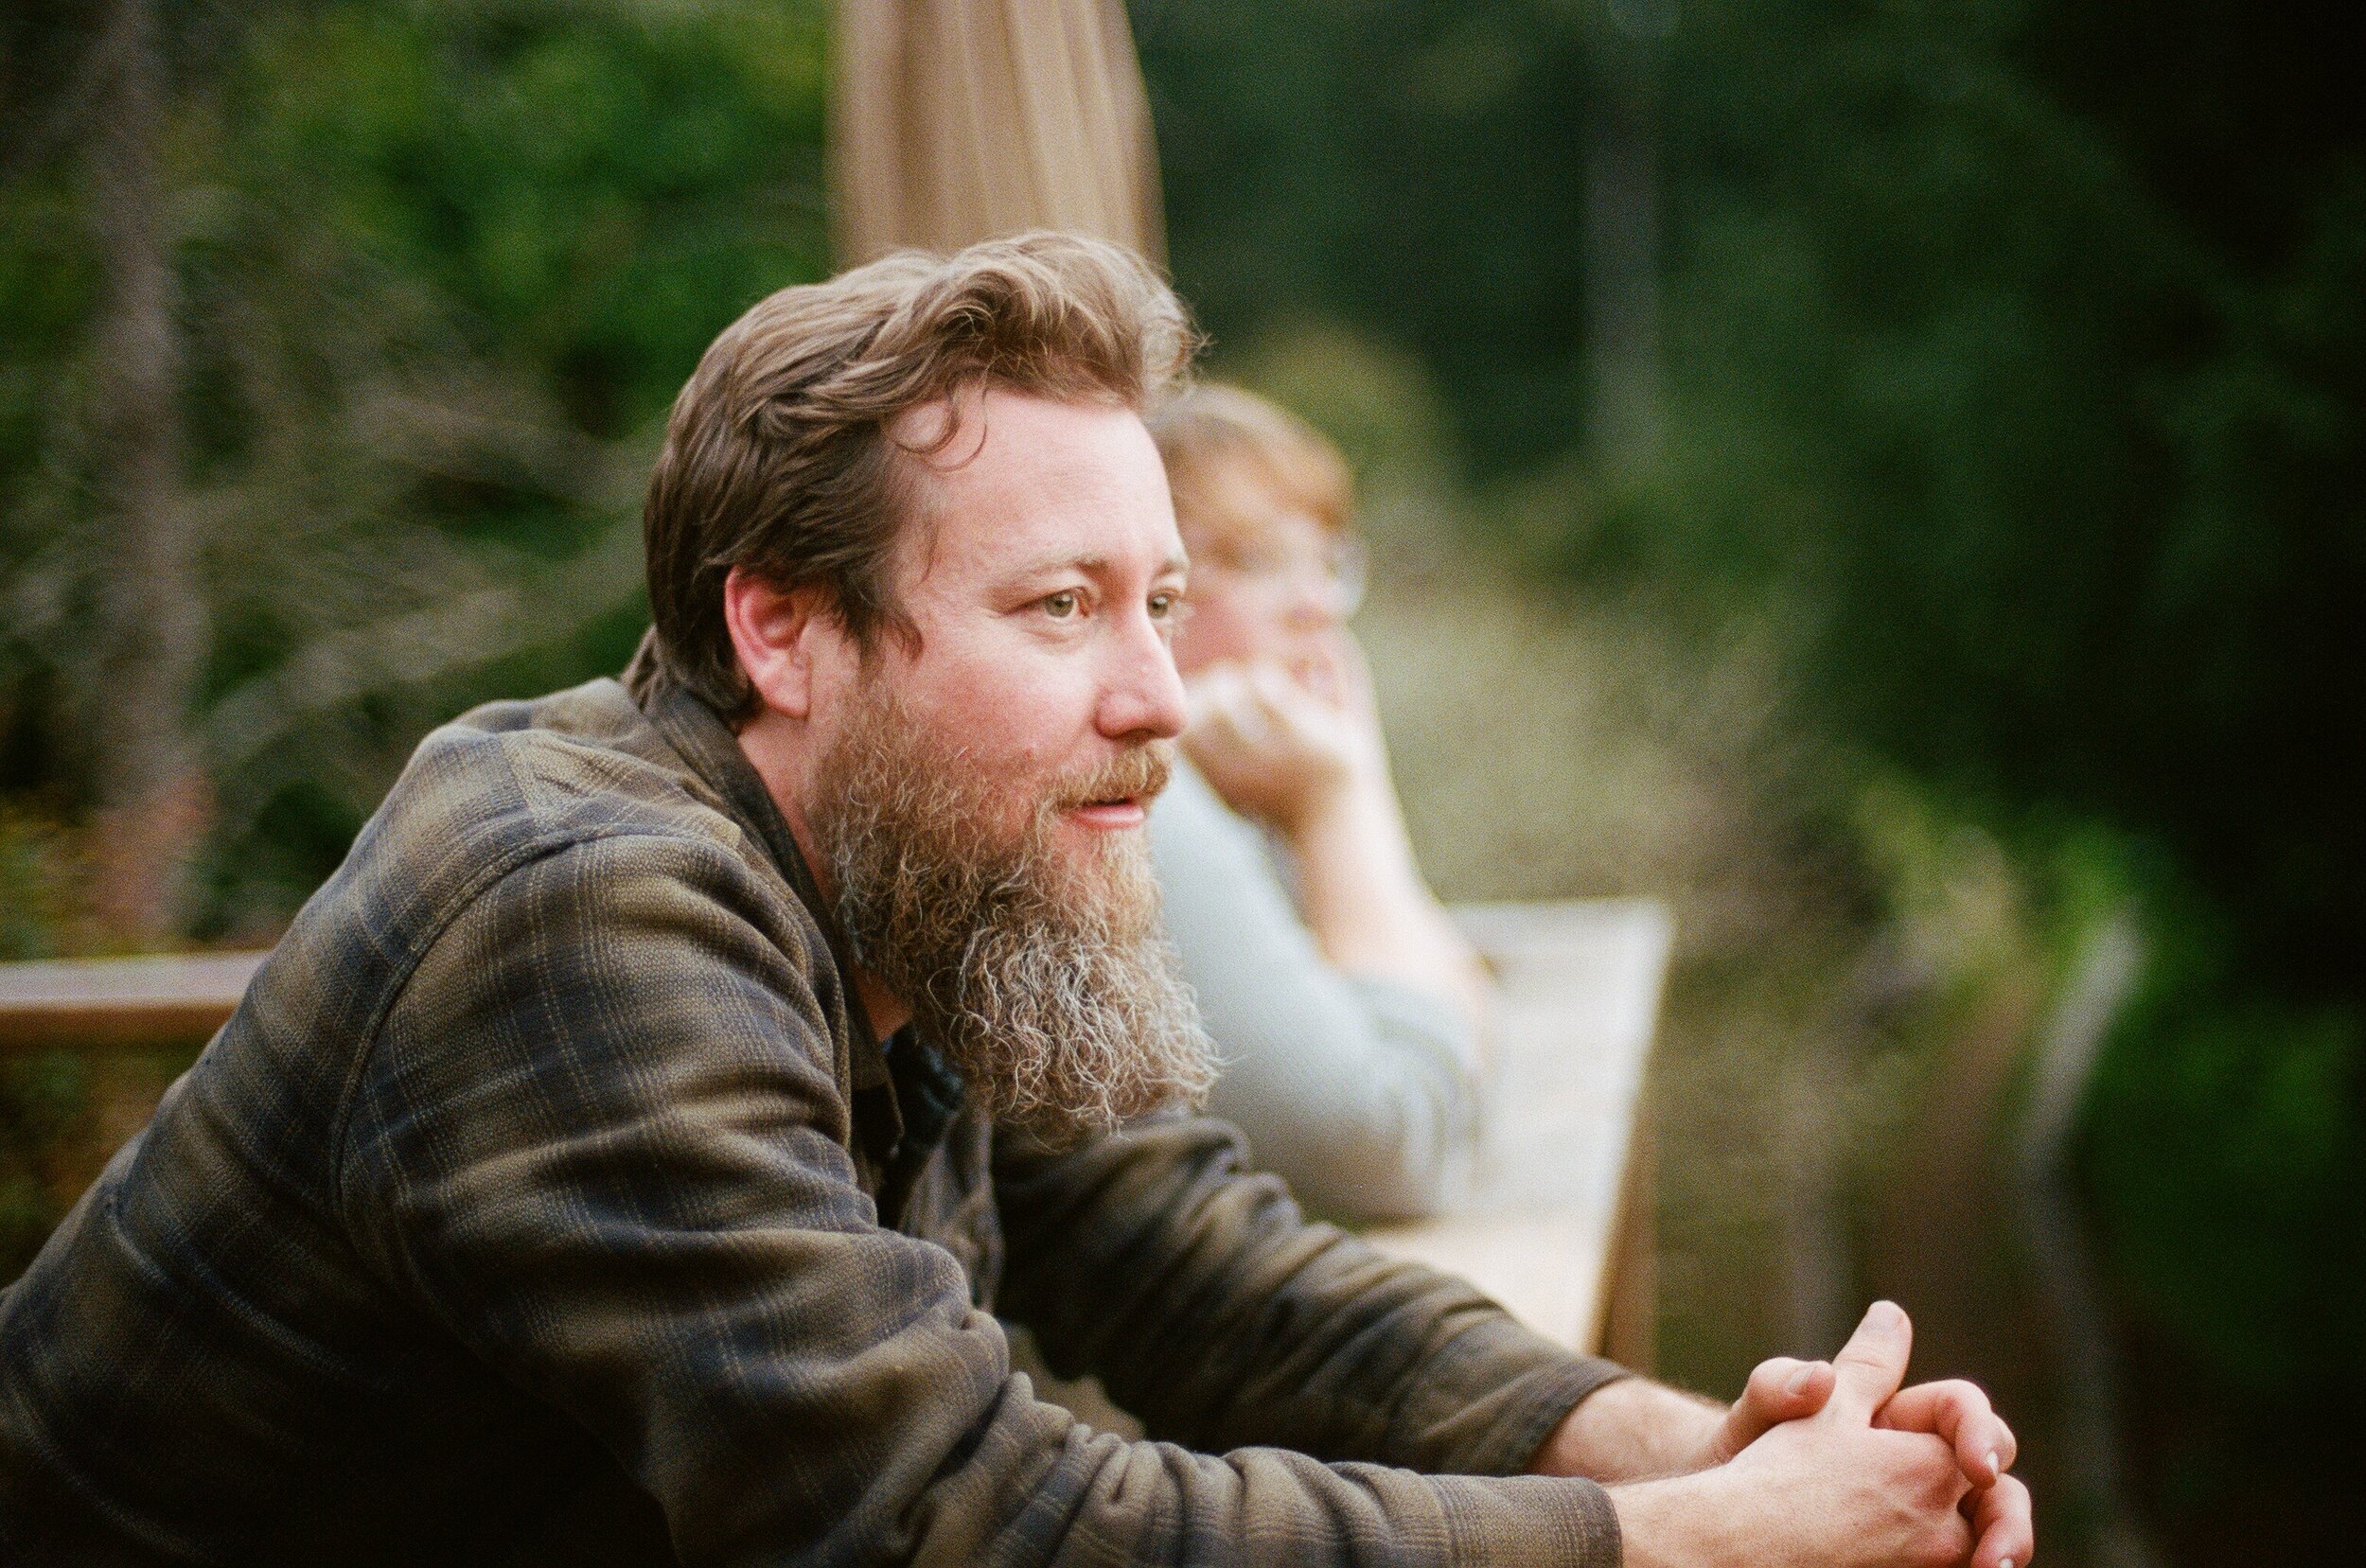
left=3, top=2, right=2358, bottom=1562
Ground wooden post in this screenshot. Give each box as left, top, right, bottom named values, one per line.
left=1598, top=1098, right=1657, bottom=1373
left=831, top=0, right=1166, bottom=265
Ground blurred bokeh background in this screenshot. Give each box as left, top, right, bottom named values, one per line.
left=3, top=2, right=2358, bottom=1562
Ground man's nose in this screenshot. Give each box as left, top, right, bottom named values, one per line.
left=1098, top=617, right=1189, bottom=742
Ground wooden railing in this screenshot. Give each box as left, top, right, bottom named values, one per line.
left=1368, top=899, right=1669, bottom=1363
left=0, top=950, right=266, bottom=1053
left=0, top=900, right=1670, bottom=1361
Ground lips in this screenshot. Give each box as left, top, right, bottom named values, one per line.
left=1065, top=796, right=1149, bottom=830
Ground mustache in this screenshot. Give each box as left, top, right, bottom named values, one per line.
left=1050, top=742, right=1173, bottom=813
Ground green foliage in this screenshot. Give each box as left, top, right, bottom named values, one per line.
left=0, top=1049, right=92, bottom=1279
left=1142, top=0, right=2364, bottom=1423
left=2086, top=898, right=2365, bottom=1394
left=1140, top=14, right=2364, bottom=1558
left=211, top=0, right=831, bottom=440
left=1145, top=0, right=2361, bottom=979
left=0, top=808, right=76, bottom=961
left=1, top=0, right=833, bottom=926
left=1139, top=0, right=1608, bottom=474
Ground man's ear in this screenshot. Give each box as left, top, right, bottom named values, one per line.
left=723, top=565, right=838, bottom=721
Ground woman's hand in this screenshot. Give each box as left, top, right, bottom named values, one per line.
left=1184, top=630, right=1493, bottom=1044
left=1182, top=640, right=1381, bottom=834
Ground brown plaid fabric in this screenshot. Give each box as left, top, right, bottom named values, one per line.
left=0, top=672, right=1628, bottom=1566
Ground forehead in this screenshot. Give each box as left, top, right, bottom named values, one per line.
left=1173, top=460, right=1350, bottom=550
left=892, top=389, right=1178, bottom=584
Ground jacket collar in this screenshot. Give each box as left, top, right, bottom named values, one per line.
left=629, top=639, right=891, bottom=1094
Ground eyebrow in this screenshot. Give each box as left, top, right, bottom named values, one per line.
left=1019, top=552, right=1190, bottom=579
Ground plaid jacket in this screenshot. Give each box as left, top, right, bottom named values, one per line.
left=0, top=672, right=1628, bottom=1566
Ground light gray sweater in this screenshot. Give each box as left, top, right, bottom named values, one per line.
left=1149, top=758, right=1478, bottom=1221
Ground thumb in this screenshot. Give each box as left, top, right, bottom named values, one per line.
left=1822, top=1300, right=1914, bottom=1426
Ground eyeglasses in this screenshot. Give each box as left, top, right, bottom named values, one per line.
left=1190, top=529, right=1368, bottom=619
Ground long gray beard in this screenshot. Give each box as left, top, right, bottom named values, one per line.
left=810, top=698, right=1215, bottom=1145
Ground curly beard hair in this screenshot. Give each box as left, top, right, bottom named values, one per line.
left=808, top=692, right=1216, bottom=1145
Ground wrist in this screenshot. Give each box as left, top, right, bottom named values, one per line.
left=1610, top=1471, right=1740, bottom=1568
left=1275, top=762, right=1368, bottom=845
left=1530, top=1377, right=1727, bottom=1483
left=1289, top=761, right=1408, bottom=854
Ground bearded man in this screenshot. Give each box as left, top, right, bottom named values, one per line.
left=0, top=236, right=2031, bottom=1568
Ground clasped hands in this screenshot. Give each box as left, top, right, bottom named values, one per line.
left=1530, top=1300, right=2034, bottom=1568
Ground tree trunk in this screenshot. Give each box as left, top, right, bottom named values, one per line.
left=84, top=0, right=207, bottom=943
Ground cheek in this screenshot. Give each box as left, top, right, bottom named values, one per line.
left=914, top=637, right=1094, bottom=774
left=1174, top=591, right=1268, bottom=674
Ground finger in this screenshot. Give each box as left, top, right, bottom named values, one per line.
left=1877, top=1380, right=2018, bottom=1484
left=1242, top=663, right=1314, bottom=734
left=1230, top=661, right=1306, bottom=728
left=1258, top=681, right=1323, bottom=739
left=1214, top=675, right=1281, bottom=748
left=1181, top=680, right=1216, bottom=731
left=1821, top=1300, right=1914, bottom=1425
left=1185, top=665, right=1250, bottom=729
left=1929, top=1510, right=1976, bottom=1568
left=1193, top=698, right=1258, bottom=756
left=1712, top=1358, right=1835, bottom=1462
left=1967, top=1471, right=2035, bottom=1568
left=1743, top=1358, right=1835, bottom=1423
left=1245, top=659, right=1301, bottom=707
left=1298, top=659, right=1348, bottom=710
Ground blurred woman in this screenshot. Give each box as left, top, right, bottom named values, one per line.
left=1147, top=384, right=1490, bottom=1221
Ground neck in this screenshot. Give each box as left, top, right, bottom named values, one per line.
left=850, top=970, right=910, bottom=1043
left=734, top=708, right=912, bottom=1045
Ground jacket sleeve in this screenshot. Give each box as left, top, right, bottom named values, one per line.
left=1151, top=761, right=1477, bottom=1221
left=994, top=1115, right=1631, bottom=1477
left=338, top=832, right=1624, bottom=1568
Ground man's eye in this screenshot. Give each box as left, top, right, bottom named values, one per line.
left=1148, top=590, right=1178, bottom=619
left=1042, top=590, right=1080, bottom=619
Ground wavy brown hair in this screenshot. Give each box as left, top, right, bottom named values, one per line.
left=642, top=232, right=1200, bottom=717
left=1146, top=381, right=1355, bottom=542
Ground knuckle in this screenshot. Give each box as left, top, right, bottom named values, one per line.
left=1908, top=1430, right=1955, bottom=1465
left=1912, top=1444, right=1964, bottom=1501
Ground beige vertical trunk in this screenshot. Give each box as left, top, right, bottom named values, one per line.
left=831, top=0, right=1166, bottom=266
left=85, top=0, right=208, bottom=943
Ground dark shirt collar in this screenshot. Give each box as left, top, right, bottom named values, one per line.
left=628, top=640, right=890, bottom=1094
left=874, top=1026, right=968, bottom=1226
